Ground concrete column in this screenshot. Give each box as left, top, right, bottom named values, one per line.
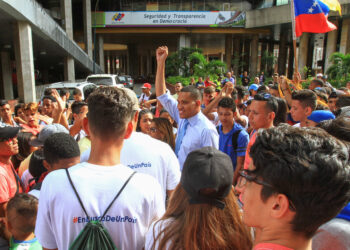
left=298, top=33, right=309, bottom=76
left=278, top=29, right=288, bottom=76
left=83, top=0, right=92, bottom=59
left=146, top=50, right=152, bottom=76
left=250, top=35, right=259, bottom=77
left=260, top=43, right=267, bottom=74
left=340, top=19, right=350, bottom=55
left=60, top=0, right=73, bottom=39
left=61, top=0, right=75, bottom=80
left=140, top=55, right=144, bottom=76
left=232, top=37, right=240, bottom=75
left=97, top=35, right=104, bottom=72
left=220, top=53, right=224, bottom=62
left=63, top=57, right=75, bottom=81
left=128, top=44, right=138, bottom=76
left=225, top=34, right=232, bottom=71
left=178, top=34, right=191, bottom=49
left=325, top=28, right=338, bottom=72
left=287, top=45, right=294, bottom=79
left=107, top=55, right=110, bottom=74
left=0, top=52, right=14, bottom=100
left=112, top=56, right=116, bottom=74
left=13, top=21, right=35, bottom=103
left=243, top=39, right=250, bottom=72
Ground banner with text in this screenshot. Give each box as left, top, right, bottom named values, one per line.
left=93, top=11, right=245, bottom=27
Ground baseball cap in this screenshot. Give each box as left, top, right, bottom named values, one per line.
left=0, top=126, right=20, bottom=140
left=307, top=110, right=335, bottom=123
left=30, top=124, right=68, bottom=147
left=180, top=147, right=233, bottom=209
left=141, top=83, right=152, bottom=89
left=248, top=84, right=259, bottom=91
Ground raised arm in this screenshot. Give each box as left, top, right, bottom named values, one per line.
left=155, top=46, right=168, bottom=97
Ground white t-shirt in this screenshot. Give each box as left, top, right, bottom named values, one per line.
left=81, top=132, right=181, bottom=202
left=139, top=93, right=151, bottom=103
left=35, top=162, right=165, bottom=250
left=145, top=219, right=174, bottom=250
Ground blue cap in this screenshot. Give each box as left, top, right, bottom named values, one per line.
left=307, top=110, right=335, bottom=123
left=248, top=84, right=259, bottom=91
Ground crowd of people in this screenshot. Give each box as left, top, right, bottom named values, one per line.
left=0, top=45, right=349, bottom=250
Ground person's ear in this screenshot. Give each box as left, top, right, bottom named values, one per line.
left=270, top=194, right=292, bottom=219
left=82, top=117, right=90, bottom=136
left=43, top=160, right=51, bottom=171
left=124, top=121, right=133, bottom=139
left=195, top=100, right=201, bottom=107
left=305, top=107, right=312, bottom=116
left=268, top=111, right=276, bottom=122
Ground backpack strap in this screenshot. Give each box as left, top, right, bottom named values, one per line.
left=65, top=168, right=136, bottom=222
left=100, top=171, right=136, bottom=220
left=65, top=168, right=90, bottom=218
left=232, top=129, right=242, bottom=152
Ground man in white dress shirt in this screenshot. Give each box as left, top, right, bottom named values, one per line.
left=155, top=46, right=218, bottom=169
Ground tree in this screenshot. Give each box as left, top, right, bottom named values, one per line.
left=326, top=52, right=350, bottom=87
left=261, top=50, right=277, bottom=76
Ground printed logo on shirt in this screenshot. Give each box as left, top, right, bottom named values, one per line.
left=127, top=162, right=151, bottom=169
left=72, top=215, right=137, bottom=224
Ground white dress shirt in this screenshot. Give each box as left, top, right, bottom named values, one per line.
left=157, top=92, right=219, bottom=169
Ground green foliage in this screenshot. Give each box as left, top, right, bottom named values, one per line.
left=326, top=52, right=350, bottom=88
left=261, top=50, right=277, bottom=76
left=165, top=47, right=227, bottom=81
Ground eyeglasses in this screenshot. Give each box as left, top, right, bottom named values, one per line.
left=237, top=170, right=296, bottom=211
left=150, top=127, right=157, bottom=133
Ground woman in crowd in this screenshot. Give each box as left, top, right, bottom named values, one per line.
left=137, top=109, right=153, bottom=134
left=145, top=147, right=252, bottom=250
left=149, top=117, right=175, bottom=151
left=159, top=109, right=177, bottom=134
left=11, top=132, right=37, bottom=170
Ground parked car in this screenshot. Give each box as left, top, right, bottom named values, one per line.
left=41, top=81, right=97, bottom=103
left=85, top=74, right=124, bottom=88
left=118, top=75, right=134, bottom=90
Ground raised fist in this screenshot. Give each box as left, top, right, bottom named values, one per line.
left=156, top=46, right=168, bottom=63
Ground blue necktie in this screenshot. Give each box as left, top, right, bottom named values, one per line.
left=175, top=119, right=189, bottom=156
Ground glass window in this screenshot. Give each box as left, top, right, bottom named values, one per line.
left=276, top=0, right=289, bottom=6
left=86, top=77, right=113, bottom=86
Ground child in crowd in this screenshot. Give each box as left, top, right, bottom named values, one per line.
left=6, top=193, right=42, bottom=250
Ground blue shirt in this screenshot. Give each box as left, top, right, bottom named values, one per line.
left=218, top=123, right=249, bottom=170
left=157, top=92, right=219, bottom=169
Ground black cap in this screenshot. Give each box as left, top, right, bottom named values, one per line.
left=180, top=147, right=233, bottom=209
left=329, top=91, right=338, bottom=99
left=0, top=126, right=20, bottom=140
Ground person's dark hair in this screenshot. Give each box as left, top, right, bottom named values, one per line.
left=152, top=117, right=175, bottom=151
left=12, top=132, right=34, bottom=169
left=218, top=97, right=236, bottom=113
left=274, top=98, right=288, bottom=126
left=83, top=85, right=97, bottom=101
left=250, top=125, right=350, bottom=238
left=317, top=117, right=350, bottom=143
left=311, top=79, right=324, bottom=88
left=0, top=100, right=8, bottom=107
left=246, top=99, right=252, bottom=106
left=180, top=85, right=201, bottom=101
left=336, top=95, right=350, bottom=109
left=314, top=90, right=328, bottom=103
left=28, top=149, right=46, bottom=179
left=44, top=133, right=80, bottom=165
left=60, top=88, right=69, bottom=97
left=315, top=104, right=328, bottom=110
left=43, top=88, right=53, bottom=96
left=324, top=87, right=332, bottom=96
left=6, top=193, right=38, bottom=234
left=73, top=88, right=82, bottom=96
left=292, top=90, right=317, bottom=110
left=136, top=109, right=153, bottom=132
left=253, top=93, right=278, bottom=114
left=87, top=87, right=133, bottom=139
left=42, top=95, right=56, bottom=103
left=235, top=85, right=245, bottom=100
left=71, top=101, right=87, bottom=115
left=149, top=93, right=157, bottom=107
left=257, top=85, right=268, bottom=94
left=14, top=103, right=24, bottom=116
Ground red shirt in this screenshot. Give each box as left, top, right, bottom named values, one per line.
left=254, top=243, right=294, bottom=250
left=0, top=162, right=22, bottom=203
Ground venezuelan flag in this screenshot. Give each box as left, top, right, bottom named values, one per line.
left=294, top=0, right=341, bottom=37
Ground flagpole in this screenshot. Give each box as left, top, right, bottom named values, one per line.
left=290, top=0, right=298, bottom=74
